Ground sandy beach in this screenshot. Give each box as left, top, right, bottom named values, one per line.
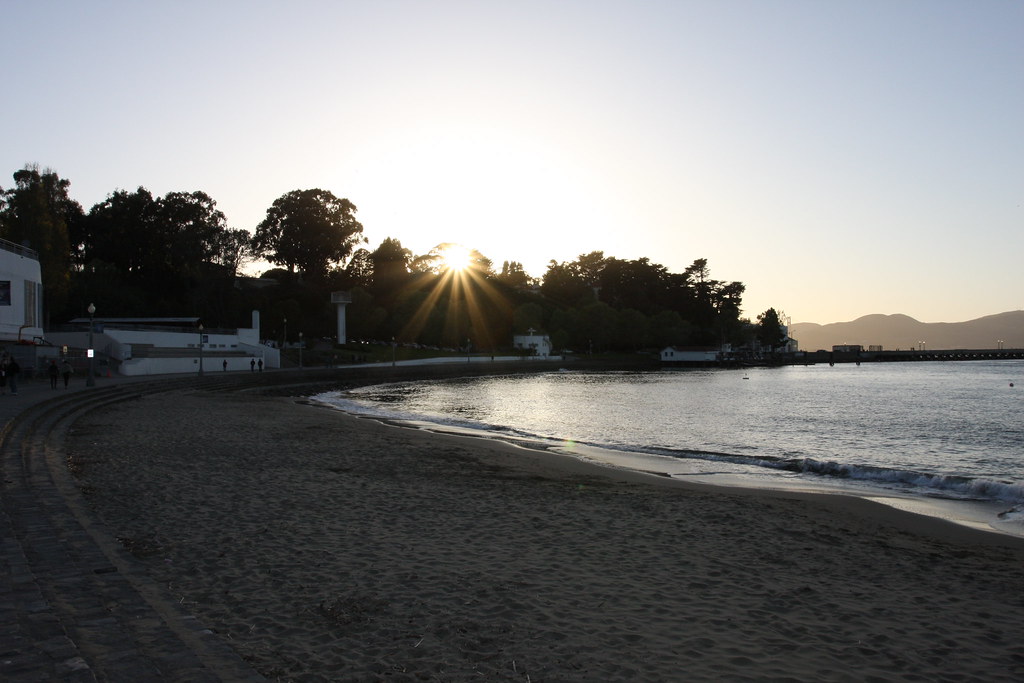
left=66, top=387, right=1024, bottom=682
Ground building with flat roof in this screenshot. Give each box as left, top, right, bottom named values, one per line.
left=47, top=311, right=280, bottom=376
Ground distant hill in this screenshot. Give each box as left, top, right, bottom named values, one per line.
left=790, top=311, right=1024, bottom=352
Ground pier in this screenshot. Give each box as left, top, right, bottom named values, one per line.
left=802, top=348, right=1024, bottom=365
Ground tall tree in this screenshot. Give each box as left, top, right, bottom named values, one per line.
left=343, top=248, right=374, bottom=289
left=0, top=166, right=82, bottom=317
left=80, top=187, right=159, bottom=275
left=77, top=187, right=243, bottom=318
left=370, top=237, right=412, bottom=298
left=155, top=191, right=228, bottom=281
left=757, top=308, right=787, bottom=350
left=209, top=228, right=255, bottom=277
left=540, top=259, right=590, bottom=305
left=253, top=189, right=365, bottom=280
left=497, top=260, right=531, bottom=289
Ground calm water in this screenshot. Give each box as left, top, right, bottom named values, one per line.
left=316, top=361, right=1024, bottom=520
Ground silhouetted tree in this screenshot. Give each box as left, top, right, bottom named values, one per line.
left=370, top=237, right=413, bottom=301
left=210, top=227, right=255, bottom=277
left=0, top=166, right=81, bottom=318
left=757, top=308, right=787, bottom=350
left=343, top=248, right=374, bottom=289
left=540, top=259, right=590, bottom=306
left=253, top=189, right=365, bottom=280
left=497, top=260, right=531, bottom=289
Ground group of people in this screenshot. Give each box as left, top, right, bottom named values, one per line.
left=0, top=354, right=21, bottom=395
left=0, top=355, right=78, bottom=394
left=47, top=359, right=74, bottom=389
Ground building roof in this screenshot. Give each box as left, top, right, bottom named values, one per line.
left=67, top=317, right=200, bottom=324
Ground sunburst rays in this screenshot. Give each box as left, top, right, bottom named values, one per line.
left=397, top=244, right=510, bottom=349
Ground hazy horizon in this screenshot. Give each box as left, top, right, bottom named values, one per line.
left=3, top=1, right=1021, bottom=325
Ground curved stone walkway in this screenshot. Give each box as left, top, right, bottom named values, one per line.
left=0, top=373, right=265, bottom=682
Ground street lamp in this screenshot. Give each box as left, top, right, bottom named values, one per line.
left=198, top=323, right=204, bottom=376
left=299, top=332, right=303, bottom=368
left=86, top=303, right=96, bottom=387
left=391, top=337, right=396, bottom=367
left=283, top=317, right=287, bottom=349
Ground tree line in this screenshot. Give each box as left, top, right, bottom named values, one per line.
left=0, top=165, right=786, bottom=352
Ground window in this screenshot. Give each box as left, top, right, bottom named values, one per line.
left=24, top=281, right=40, bottom=327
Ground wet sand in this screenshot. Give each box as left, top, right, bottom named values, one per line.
left=68, top=389, right=1024, bottom=681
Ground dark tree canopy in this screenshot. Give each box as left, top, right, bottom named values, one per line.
left=537, top=252, right=748, bottom=351
left=497, top=261, right=531, bottom=289
left=0, top=166, right=82, bottom=316
left=757, top=308, right=788, bottom=350
left=253, top=189, right=365, bottom=280
left=4, top=164, right=787, bottom=354
left=370, top=237, right=412, bottom=297
left=70, top=187, right=245, bottom=321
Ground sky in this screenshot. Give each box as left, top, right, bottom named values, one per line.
left=2, top=0, right=1021, bottom=325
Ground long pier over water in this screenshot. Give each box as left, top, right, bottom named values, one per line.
left=802, top=348, right=1024, bottom=364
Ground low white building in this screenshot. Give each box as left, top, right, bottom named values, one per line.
left=513, top=332, right=553, bottom=357
left=47, top=311, right=280, bottom=376
left=660, top=346, right=720, bottom=365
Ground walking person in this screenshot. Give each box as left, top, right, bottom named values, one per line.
left=223, top=359, right=228, bottom=371
left=61, top=359, right=73, bottom=388
left=250, top=358, right=256, bottom=372
left=7, top=357, right=19, bottom=395
left=48, top=360, right=59, bottom=389
left=0, top=359, right=7, bottom=395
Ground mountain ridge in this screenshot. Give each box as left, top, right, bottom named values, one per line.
left=789, top=311, right=1024, bottom=352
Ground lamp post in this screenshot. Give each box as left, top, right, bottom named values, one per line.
left=283, top=317, right=287, bottom=349
left=198, top=324, right=204, bottom=377
left=299, top=332, right=303, bottom=368
left=391, top=337, right=396, bottom=367
left=86, top=303, right=96, bottom=387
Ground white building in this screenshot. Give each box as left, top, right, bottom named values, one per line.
left=660, top=346, right=720, bottom=364
left=47, top=311, right=280, bottom=376
left=0, top=239, right=44, bottom=344
left=513, top=332, right=553, bottom=357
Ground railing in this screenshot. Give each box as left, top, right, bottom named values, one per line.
left=0, top=237, right=39, bottom=260
left=49, top=322, right=236, bottom=335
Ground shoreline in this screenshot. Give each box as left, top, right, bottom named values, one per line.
left=67, top=387, right=1024, bottom=680
left=364, top=409, right=1024, bottom=548
left=310, top=384, right=1024, bottom=542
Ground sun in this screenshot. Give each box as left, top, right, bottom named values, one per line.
left=439, top=243, right=473, bottom=272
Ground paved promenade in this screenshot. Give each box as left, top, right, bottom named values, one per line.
left=0, top=371, right=264, bottom=682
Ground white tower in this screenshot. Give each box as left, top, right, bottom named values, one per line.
left=331, top=291, right=352, bottom=344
